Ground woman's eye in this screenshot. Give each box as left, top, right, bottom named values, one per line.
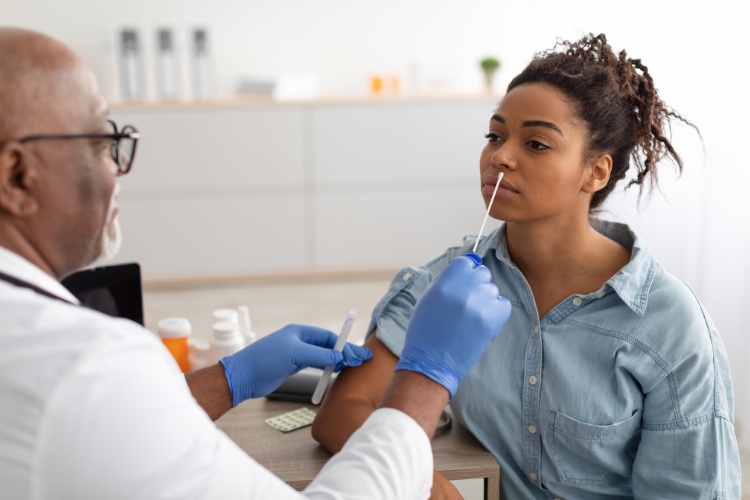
left=484, top=133, right=502, bottom=143
left=528, top=140, right=549, bottom=150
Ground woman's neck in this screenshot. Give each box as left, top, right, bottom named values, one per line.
left=507, top=219, right=592, bottom=274
left=505, top=217, right=631, bottom=296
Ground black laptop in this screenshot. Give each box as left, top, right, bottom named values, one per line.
left=61, top=262, right=144, bottom=326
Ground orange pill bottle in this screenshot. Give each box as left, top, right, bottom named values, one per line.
left=157, top=317, right=192, bottom=373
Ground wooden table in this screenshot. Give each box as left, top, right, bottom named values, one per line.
left=217, top=398, right=500, bottom=499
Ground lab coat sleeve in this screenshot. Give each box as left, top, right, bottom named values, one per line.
left=206, top=408, right=433, bottom=500
left=36, top=320, right=432, bottom=500
left=303, top=408, right=434, bottom=500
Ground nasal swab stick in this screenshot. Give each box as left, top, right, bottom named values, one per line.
left=311, top=309, right=357, bottom=405
left=472, top=172, right=504, bottom=253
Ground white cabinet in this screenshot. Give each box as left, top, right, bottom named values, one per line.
left=114, top=107, right=307, bottom=191
left=312, top=103, right=491, bottom=184
left=110, top=97, right=499, bottom=280
left=116, top=195, right=308, bottom=276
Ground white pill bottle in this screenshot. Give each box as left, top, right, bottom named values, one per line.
left=209, top=320, right=245, bottom=364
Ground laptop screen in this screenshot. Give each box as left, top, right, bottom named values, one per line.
left=61, top=262, right=144, bottom=326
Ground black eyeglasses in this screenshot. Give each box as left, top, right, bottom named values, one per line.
left=18, top=120, right=140, bottom=175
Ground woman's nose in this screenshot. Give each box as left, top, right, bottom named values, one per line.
left=490, top=145, right=516, bottom=170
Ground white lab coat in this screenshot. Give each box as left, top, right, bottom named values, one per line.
left=0, top=246, right=432, bottom=500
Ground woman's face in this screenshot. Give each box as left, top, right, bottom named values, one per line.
left=480, top=82, right=596, bottom=224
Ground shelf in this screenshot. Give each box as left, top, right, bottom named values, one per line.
left=109, top=92, right=500, bottom=111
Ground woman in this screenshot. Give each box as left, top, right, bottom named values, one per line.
left=312, top=33, right=740, bottom=499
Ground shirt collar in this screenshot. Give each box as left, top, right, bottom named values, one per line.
left=486, top=219, right=656, bottom=317
left=0, top=245, right=80, bottom=304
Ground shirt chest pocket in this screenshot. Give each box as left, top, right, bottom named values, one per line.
left=547, top=408, right=642, bottom=488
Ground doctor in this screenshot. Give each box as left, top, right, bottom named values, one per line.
left=0, top=28, right=512, bottom=499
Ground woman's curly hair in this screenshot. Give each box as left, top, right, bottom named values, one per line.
left=507, top=33, right=697, bottom=210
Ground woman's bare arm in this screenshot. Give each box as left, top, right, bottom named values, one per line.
left=312, top=333, right=396, bottom=453
left=311, top=333, right=463, bottom=499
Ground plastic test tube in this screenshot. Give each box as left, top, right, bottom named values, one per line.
left=311, top=309, right=357, bottom=405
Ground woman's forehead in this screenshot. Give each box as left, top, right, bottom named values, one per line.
left=495, top=83, right=580, bottom=129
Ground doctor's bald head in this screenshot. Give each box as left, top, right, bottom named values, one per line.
left=0, top=27, right=121, bottom=280
left=0, top=28, right=106, bottom=141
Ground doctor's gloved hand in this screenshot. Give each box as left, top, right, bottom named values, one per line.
left=219, top=325, right=372, bottom=406
left=396, top=254, right=511, bottom=398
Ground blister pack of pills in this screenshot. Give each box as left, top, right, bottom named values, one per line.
left=265, top=406, right=317, bottom=433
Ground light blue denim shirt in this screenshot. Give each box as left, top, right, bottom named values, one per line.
left=368, top=220, right=740, bottom=499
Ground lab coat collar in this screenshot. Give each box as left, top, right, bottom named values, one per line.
left=487, top=219, right=656, bottom=317
left=0, top=245, right=80, bottom=305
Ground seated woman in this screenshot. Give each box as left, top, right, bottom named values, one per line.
left=311, top=33, right=740, bottom=499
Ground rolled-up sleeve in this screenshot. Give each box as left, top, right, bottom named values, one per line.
left=632, top=412, right=740, bottom=498
left=367, top=266, right=432, bottom=357
left=631, top=312, right=741, bottom=498
left=367, top=246, right=464, bottom=357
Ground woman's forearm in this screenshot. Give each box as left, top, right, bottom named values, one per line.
left=377, top=371, right=449, bottom=440
left=312, top=334, right=397, bottom=452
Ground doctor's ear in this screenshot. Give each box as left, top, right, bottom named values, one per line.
left=0, top=142, right=39, bottom=216
left=582, top=154, right=613, bottom=194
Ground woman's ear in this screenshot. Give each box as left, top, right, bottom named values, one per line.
left=0, top=143, right=39, bottom=216
left=582, top=154, right=613, bottom=194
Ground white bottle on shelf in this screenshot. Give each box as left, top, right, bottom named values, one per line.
left=119, top=28, right=144, bottom=101
left=209, top=320, right=245, bottom=364
left=155, top=28, right=179, bottom=101
left=191, top=28, right=215, bottom=100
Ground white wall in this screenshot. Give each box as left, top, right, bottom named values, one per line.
left=4, top=0, right=748, bottom=451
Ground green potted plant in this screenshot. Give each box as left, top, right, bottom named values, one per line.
left=480, top=57, right=501, bottom=91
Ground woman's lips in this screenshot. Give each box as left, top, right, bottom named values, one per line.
left=482, top=176, right=518, bottom=195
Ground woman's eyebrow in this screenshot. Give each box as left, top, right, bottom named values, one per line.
left=523, top=120, right=564, bottom=137
left=491, top=114, right=564, bottom=137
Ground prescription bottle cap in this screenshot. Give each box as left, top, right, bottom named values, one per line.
left=213, top=308, right=239, bottom=325
left=157, top=317, right=192, bottom=339
left=212, top=320, right=241, bottom=340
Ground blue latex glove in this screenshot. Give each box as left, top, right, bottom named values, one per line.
left=220, top=324, right=372, bottom=406
left=396, top=253, right=511, bottom=398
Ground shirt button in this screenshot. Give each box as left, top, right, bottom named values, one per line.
left=596, top=291, right=605, bottom=298
left=402, top=273, right=411, bottom=281
left=533, top=325, right=539, bottom=334
left=528, top=375, right=537, bottom=385
left=572, top=297, right=583, bottom=306
left=528, top=424, right=537, bottom=434
left=528, top=472, right=538, bottom=481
